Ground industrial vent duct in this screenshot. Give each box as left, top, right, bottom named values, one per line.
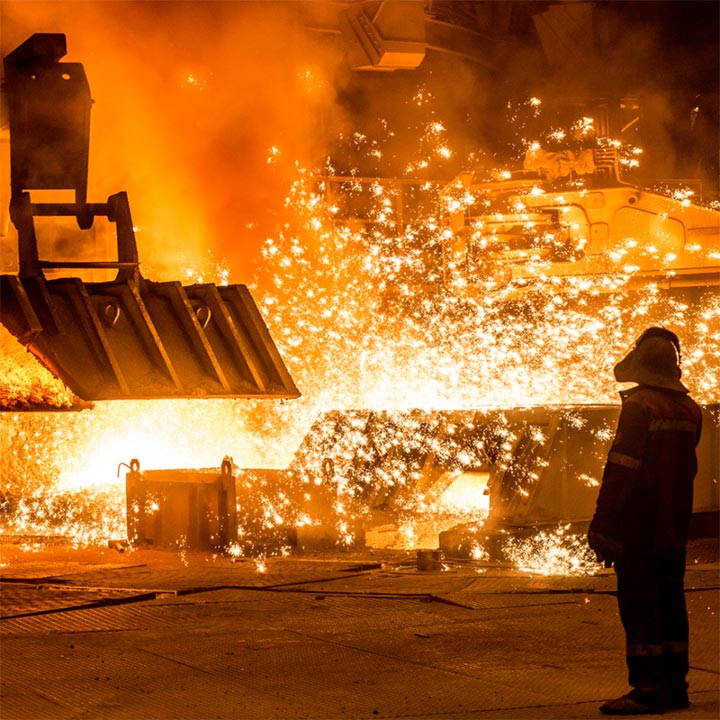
left=340, top=1, right=426, bottom=70
left=1, top=34, right=300, bottom=402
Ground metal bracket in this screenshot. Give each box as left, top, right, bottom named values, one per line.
left=5, top=34, right=141, bottom=283
left=11, top=190, right=141, bottom=282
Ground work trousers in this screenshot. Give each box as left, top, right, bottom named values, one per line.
left=614, top=551, right=689, bottom=704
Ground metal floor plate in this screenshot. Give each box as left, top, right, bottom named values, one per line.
left=1, top=551, right=718, bottom=719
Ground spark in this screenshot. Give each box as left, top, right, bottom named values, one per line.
left=181, top=73, right=208, bottom=90
left=2, top=103, right=718, bottom=577
left=505, top=525, right=598, bottom=576
left=572, top=116, right=595, bottom=136
left=267, top=146, right=281, bottom=164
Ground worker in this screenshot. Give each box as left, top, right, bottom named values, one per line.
left=588, top=327, right=703, bottom=715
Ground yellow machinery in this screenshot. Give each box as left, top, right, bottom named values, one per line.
left=441, top=153, right=720, bottom=294
left=283, top=141, right=720, bottom=547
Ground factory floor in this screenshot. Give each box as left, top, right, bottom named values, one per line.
left=1, top=539, right=718, bottom=720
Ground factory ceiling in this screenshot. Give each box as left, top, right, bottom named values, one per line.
left=300, top=1, right=713, bottom=73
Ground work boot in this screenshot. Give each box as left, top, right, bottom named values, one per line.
left=665, top=688, right=689, bottom=710
left=599, top=693, right=665, bottom=715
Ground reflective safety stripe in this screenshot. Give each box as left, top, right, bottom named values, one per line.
left=649, top=419, right=698, bottom=433
left=627, top=644, right=663, bottom=657
left=662, top=641, right=689, bottom=653
left=608, top=451, right=642, bottom=470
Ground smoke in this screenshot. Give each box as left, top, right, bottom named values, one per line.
left=3, top=1, right=715, bottom=286
left=1, top=3, right=718, bottom=462
left=515, top=1, right=719, bottom=190
left=0, top=0, right=345, bottom=281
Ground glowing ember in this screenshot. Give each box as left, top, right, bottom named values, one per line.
left=437, top=472, right=490, bottom=514
left=0, top=327, right=77, bottom=410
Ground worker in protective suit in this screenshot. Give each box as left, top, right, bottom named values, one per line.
left=589, top=327, right=702, bottom=715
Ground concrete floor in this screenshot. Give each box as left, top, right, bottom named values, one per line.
left=0, top=541, right=718, bottom=720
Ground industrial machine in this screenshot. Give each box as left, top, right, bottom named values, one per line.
left=0, top=34, right=299, bottom=402
left=234, top=404, right=719, bottom=553
left=125, top=457, right=238, bottom=552
left=439, top=148, right=720, bottom=296
left=290, top=144, right=719, bottom=549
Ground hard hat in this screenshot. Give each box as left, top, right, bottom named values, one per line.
left=613, top=327, right=688, bottom=392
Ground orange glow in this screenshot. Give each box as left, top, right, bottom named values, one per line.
left=438, top=472, right=490, bottom=515
left=2, top=155, right=719, bottom=563
left=1, top=4, right=718, bottom=575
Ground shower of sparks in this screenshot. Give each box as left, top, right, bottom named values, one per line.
left=0, top=328, right=77, bottom=411
left=571, top=116, right=595, bottom=137
left=267, top=146, right=281, bottom=165
left=412, top=87, right=431, bottom=107
left=504, top=525, right=599, bottom=576
left=297, top=68, right=324, bottom=95
left=1, top=101, right=718, bottom=576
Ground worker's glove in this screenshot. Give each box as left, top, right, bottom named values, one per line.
left=587, top=529, right=623, bottom=567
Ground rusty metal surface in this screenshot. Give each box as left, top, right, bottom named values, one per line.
left=0, top=601, right=180, bottom=636
left=0, top=583, right=149, bottom=618
left=1, top=272, right=300, bottom=401
left=125, top=461, right=238, bottom=551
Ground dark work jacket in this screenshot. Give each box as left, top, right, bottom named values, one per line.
left=590, top=385, right=702, bottom=555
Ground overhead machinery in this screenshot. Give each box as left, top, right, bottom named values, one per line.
left=0, top=34, right=299, bottom=403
